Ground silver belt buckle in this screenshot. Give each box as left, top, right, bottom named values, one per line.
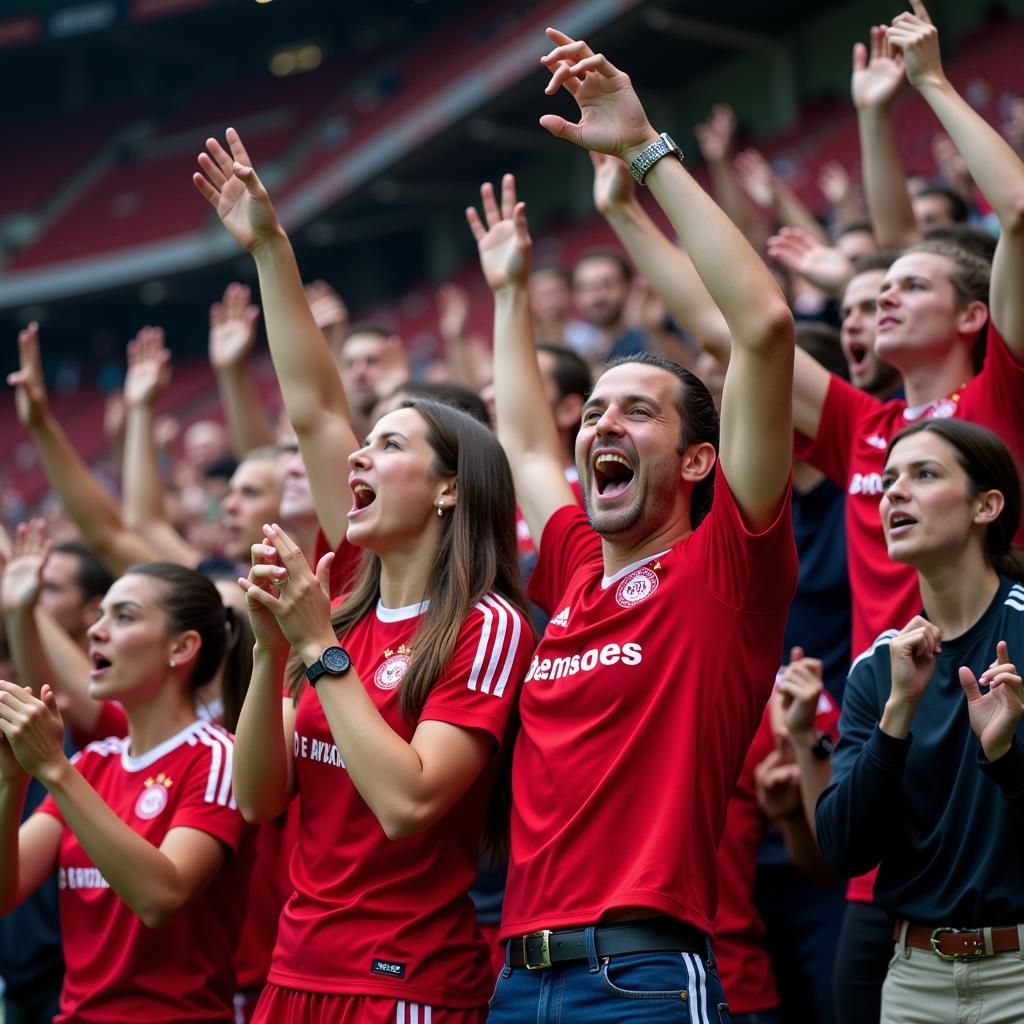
left=522, top=929, right=553, bottom=969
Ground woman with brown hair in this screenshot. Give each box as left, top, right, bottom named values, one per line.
left=195, top=129, right=534, bottom=1024
left=816, top=418, right=1024, bottom=1024
left=0, top=562, right=254, bottom=1023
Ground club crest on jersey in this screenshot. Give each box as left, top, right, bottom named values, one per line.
left=615, top=566, right=659, bottom=608
left=375, top=644, right=411, bottom=690
left=135, top=773, right=173, bottom=820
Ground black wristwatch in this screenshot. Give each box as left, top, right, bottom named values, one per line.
left=810, top=733, right=835, bottom=760
left=305, top=645, right=352, bottom=686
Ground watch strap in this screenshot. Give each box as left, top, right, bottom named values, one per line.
left=628, top=132, right=683, bottom=185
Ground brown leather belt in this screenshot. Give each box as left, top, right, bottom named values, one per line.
left=895, top=920, right=1023, bottom=961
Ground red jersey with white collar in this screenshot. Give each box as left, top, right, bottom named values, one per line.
left=503, top=470, right=797, bottom=939
left=36, top=721, right=252, bottom=1023
left=798, top=322, right=1024, bottom=658
left=269, top=593, right=532, bottom=1007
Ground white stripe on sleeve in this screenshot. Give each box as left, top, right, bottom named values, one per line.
left=467, top=600, right=494, bottom=691
left=488, top=592, right=523, bottom=699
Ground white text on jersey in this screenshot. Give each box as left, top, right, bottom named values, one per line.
left=525, top=641, right=643, bottom=682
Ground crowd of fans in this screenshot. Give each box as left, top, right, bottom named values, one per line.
left=1, top=4, right=1023, bottom=1024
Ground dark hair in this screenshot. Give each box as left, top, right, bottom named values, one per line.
left=574, top=247, right=633, bottom=283
left=288, top=400, right=532, bottom=855
left=923, top=223, right=997, bottom=265
left=530, top=262, right=572, bottom=287
left=917, top=184, right=969, bottom=224
left=202, top=455, right=239, bottom=482
left=604, top=351, right=720, bottom=526
left=851, top=251, right=898, bottom=276
left=344, top=322, right=392, bottom=343
left=53, top=540, right=114, bottom=602
left=885, top=420, right=1024, bottom=583
left=836, top=220, right=875, bottom=240
left=384, top=380, right=490, bottom=425
left=125, top=563, right=254, bottom=731
left=535, top=343, right=592, bottom=402
left=795, top=322, right=849, bottom=381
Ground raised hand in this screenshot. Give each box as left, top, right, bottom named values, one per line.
left=733, top=149, right=776, bottom=209
left=0, top=681, right=66, bottom=782
left=852, top=25, right=906, bottom=110
left=0, top=519, right=52, bottom=615
left=304, top=280, right=349, bottom=350
left=7, top=323, right=49, bottom=430
left=817, top=161, right=853, bottom=207
left=767, top=226, right=855, bottom=297
left=753, top=747, right=802, bottom=822
left=886, top=2, right=944, bottom=92
left=466, top=174, right=532, bottom=293
left=239, top=523, right=335, bottom=665
left=193, top=128, right=283, bottom=253
left=539, top=28, right=657, bottom=161
left=694, top=104, right=736, bottom=164
left=959, top=641, right=1024, bottom=762
left=123, top=326, right=171, bottom=408
left=888, top=615, right=943, bottom=718
left=240, top=539, right=290, bottom=652
left=436, top=283, right=470, bottom=345
left=776, top=646, right=826, bottom=746
left=590, top=151, right=636, bottom=216
left=209, top=283, right=261, bottom=371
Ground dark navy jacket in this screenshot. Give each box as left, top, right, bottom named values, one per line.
left=816, top=576, right=1024, bottom=926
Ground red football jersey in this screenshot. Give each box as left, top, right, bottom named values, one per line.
left=516, top=466, right=584, bottom=558
left=798, top=323, right=1024, bottom=658
left=503, top=471, right=798, bottom=939
left=36, top=721, right=252, bottom=1023
left=313, top=527, right=365, bottom=600
left=268, top=593, right=532, bottom=1007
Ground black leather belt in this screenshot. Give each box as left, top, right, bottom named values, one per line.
left=507, top=919, right=708, bottom=969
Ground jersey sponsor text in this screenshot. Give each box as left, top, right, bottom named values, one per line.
left=525, top=641, right=643, bottom=682
left=294, top=730, right=347, bottom=769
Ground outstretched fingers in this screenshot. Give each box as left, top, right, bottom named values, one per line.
left=480, top=181, right=502, bottom=231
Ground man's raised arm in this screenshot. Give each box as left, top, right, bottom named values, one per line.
left=888, top=1, right=1024, bottom=354
left=6, top=325, right=158, bottom=577
left=466, top=175, right=574, bottom=544
left=540, top=29, right=794, bottom=526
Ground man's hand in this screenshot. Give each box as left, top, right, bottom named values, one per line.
left=539, top=28, right=658, bottom=163
left=886, top=2, right=945, bottom=93
left=591, top=151, right=636, bottom=217
left=959, top=641, right=1024, bottom=763
left=754, top=747, right=803, bottom=822
left=466, top=174, right=532, bottom=293
left=304, top=280, right=349, bottom=352
left=694, top=104, right=736, bottom=164
left=776, top=646, right=826, bottom=748
left=1, top=519, right=53, bottom=615
left=123, top=326, right=171, bottom=408
left=436, top=283, right=470, bottom=345
left=852, top=25, right=906, bottom=110
left=817, top=161, right=853, bottom=208
left=193, top=128, right=283, bottom=253
left=7, top=323, right=49, bottom=431
left=733, top=149, right=776, bottom=209
left=209, top=283, right=261, bottom=371
left=767, top=227, right=855, bottom=297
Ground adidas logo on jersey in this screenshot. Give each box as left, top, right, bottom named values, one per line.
left=550, top=606, right=571, bottom=628
left=525, top=641, right=643, bottom=682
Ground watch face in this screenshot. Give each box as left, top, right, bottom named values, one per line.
left=322, top=646, right=351, bottom=674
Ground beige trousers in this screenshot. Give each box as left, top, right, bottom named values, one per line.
left=881, top=924, right=1024, bottom=1024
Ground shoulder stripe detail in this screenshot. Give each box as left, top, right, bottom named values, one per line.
left=1006, top=584, right=1024, bottom=611
left=195, top=723, right=235, bottom=808
left=487, top=592, right=523, bottom=699
left=468, top=593, right=524, bottom=698
left=849, top=629, right=899, bottom=675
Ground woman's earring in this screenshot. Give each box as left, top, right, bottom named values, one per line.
left=436, top=500, right=444, bottom=517
left=169, top=659, right=176, bottom=668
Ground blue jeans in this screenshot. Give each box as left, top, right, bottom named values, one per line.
left=487, top=927, right=731, bottom=1023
